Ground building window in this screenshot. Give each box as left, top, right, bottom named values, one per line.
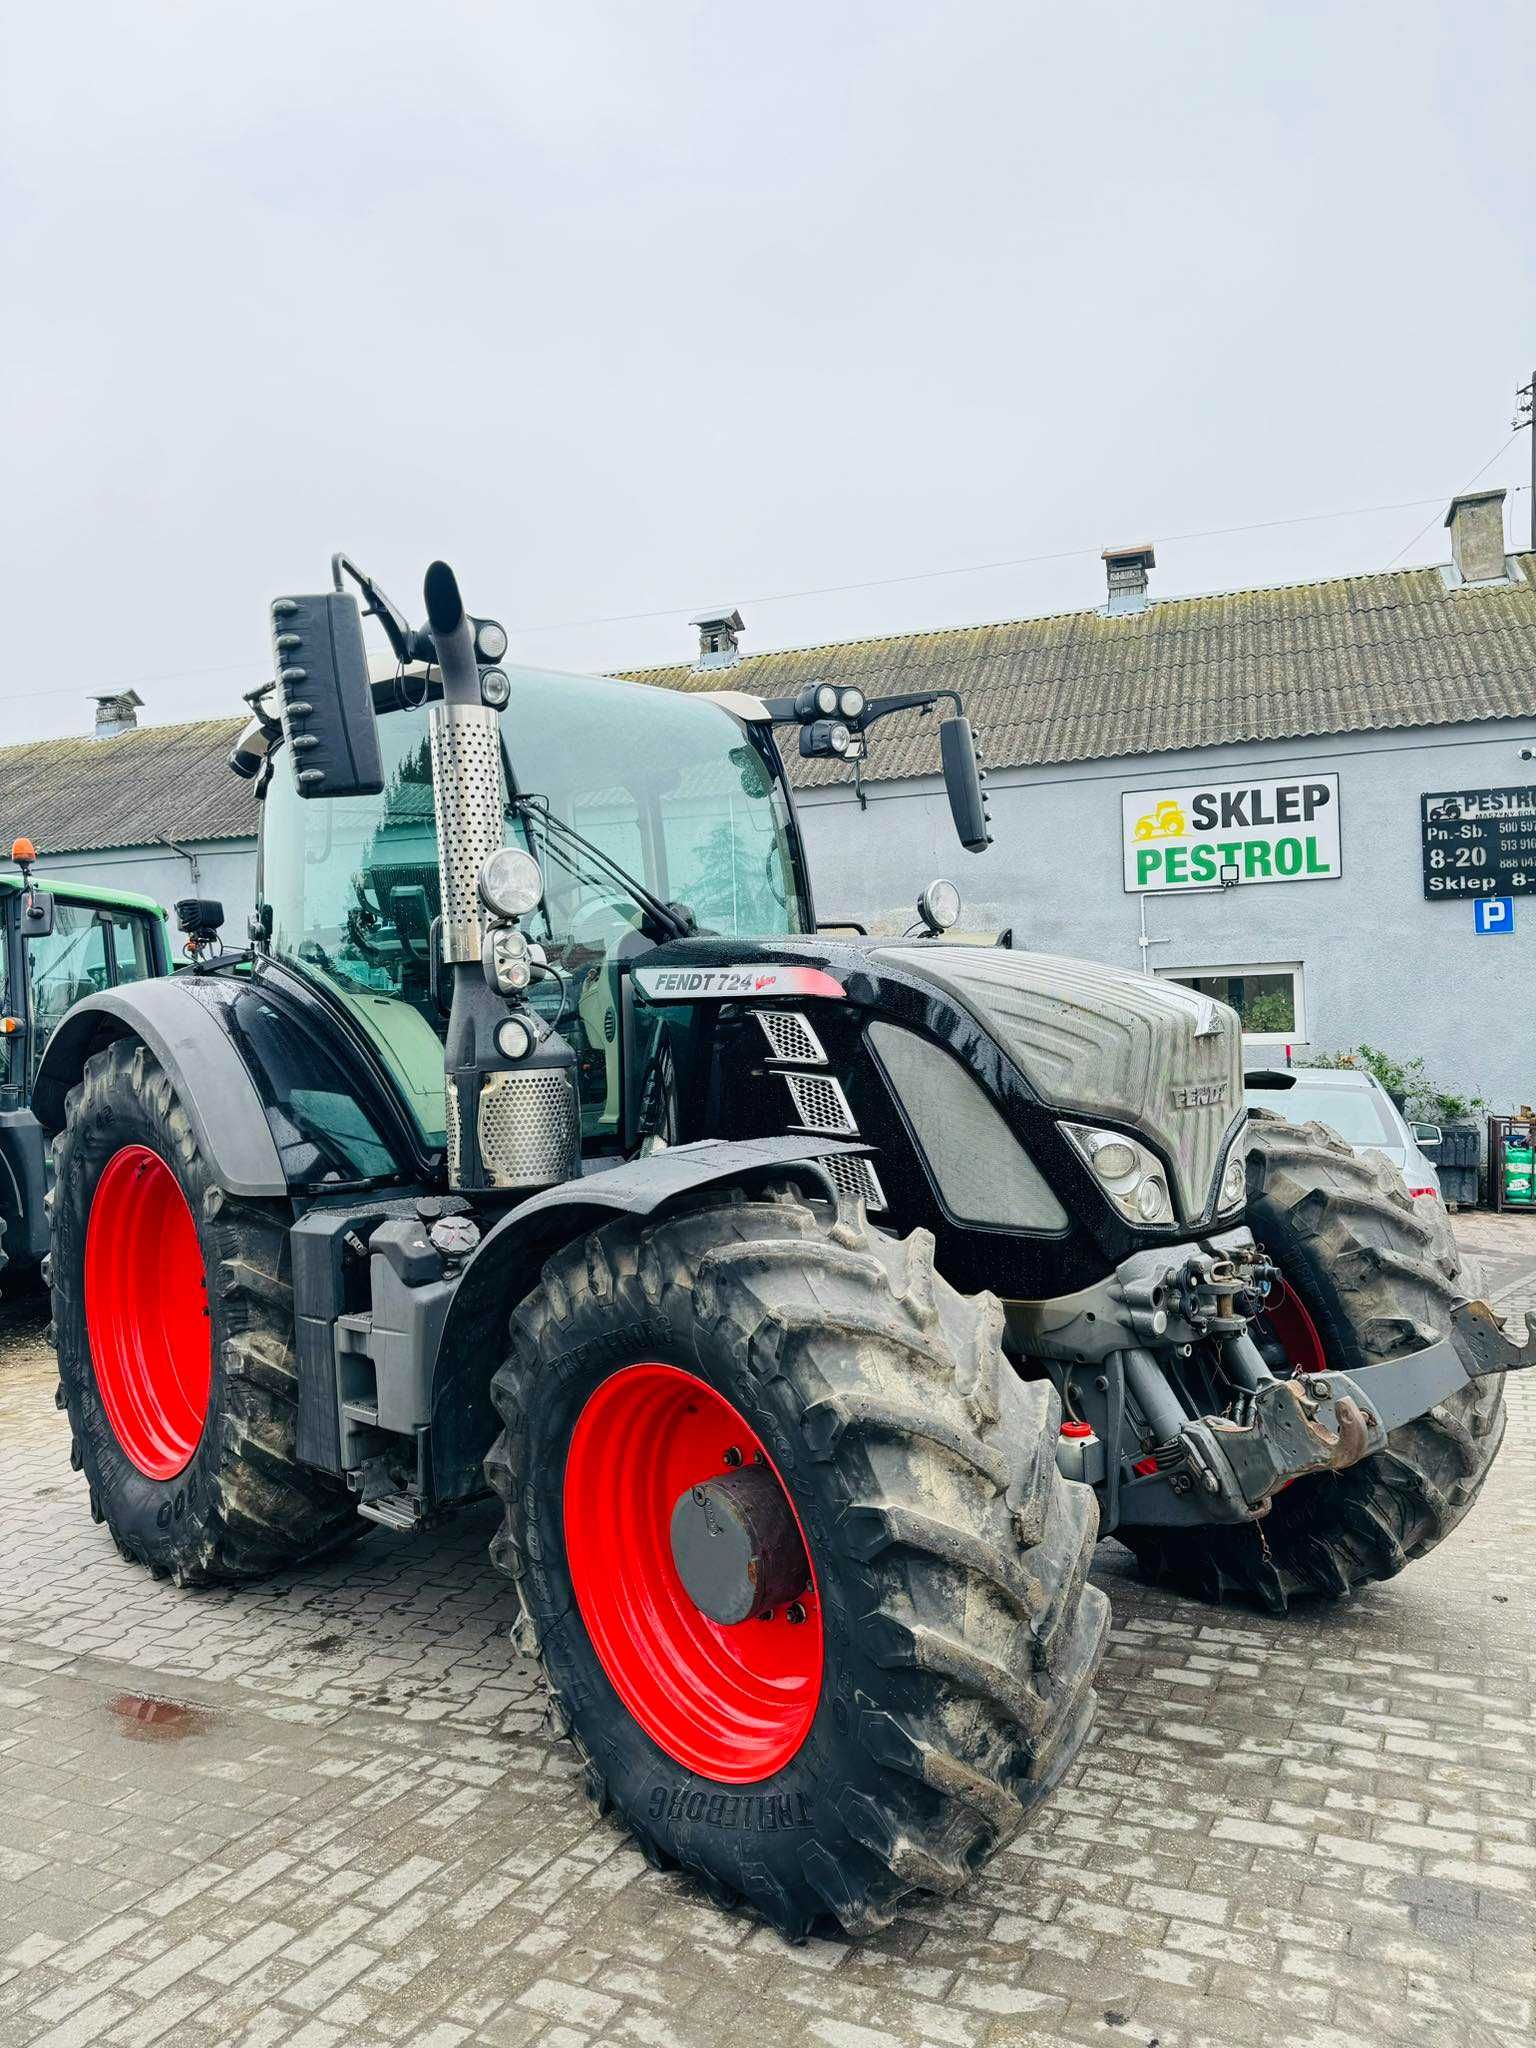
left=1158, top=962, right=1305, bottom=1043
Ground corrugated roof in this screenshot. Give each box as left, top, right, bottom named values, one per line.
left=0, top=717, right=256, bottom=855
left=620, top=555, right=1536, bottom=787
left=7, top=553, right=1536, bottom=850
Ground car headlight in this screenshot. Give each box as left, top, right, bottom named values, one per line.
left=1063, top=1123, right=1175, bottom=1227
left=1217, top=1145, right=1248, bottom=1215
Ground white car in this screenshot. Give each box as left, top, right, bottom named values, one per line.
left=1244, top=1066, right=1445, bottom=1203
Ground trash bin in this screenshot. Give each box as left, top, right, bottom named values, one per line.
left=1436, top=1123, right=1481, bottom=1209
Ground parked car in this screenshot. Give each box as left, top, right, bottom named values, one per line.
left=1244, top=1065, right=1444, bottom=1202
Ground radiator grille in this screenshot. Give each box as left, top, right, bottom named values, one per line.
left=820, top=1151, right=886, bottom=1212
left=782, top=1071, right=856, bottom=1134
left=477, top=1069, right=580, bottom=1189
left=444, top=1077, right=461, bottom=1186
left=756, top=1010, right=827, bottom=1065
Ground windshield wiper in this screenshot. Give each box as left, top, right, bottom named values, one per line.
left=510, top=795, right=694, bottom=942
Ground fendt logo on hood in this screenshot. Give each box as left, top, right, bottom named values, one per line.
left=1171, top=1081, right=1229, bottom=1109
left=633, top=965, right=846, bottom=1003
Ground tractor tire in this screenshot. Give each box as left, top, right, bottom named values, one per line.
left=1121, top=1117, right=1505, bottom=1614
left=49, top=1038, right=358, bottom=1584
left=484, top=1186, right=1108, bottom=1939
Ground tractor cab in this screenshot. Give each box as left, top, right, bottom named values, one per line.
left=0, top=840, right=170, bottom=1275
left=257, top=662, right=813, bottom=1156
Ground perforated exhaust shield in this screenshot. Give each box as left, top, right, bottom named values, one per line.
left=429, top=701, right=504, bottom=962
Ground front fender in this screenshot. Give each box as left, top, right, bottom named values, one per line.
left=427, top=1136, right=860, bottom=1504
left=31, top=978, right=287, bottom=1197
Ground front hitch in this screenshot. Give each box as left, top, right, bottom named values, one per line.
left=1123, top=1298, right=1535, bottom=1527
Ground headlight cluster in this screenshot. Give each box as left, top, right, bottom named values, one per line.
left=1063, top=1123, right=1174, bottom=1226
left=483, top=924, right=532, bottom=995
left=1217, top=1144, right=1248, bottom=1215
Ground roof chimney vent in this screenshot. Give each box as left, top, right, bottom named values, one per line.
left=690, top=606, right=745, bottom=670
left=91, top=689, right=143, bottom=740
left=1102, top=543, right=1156, bottom=617
left=1443, top=488, right=1508, bottom=586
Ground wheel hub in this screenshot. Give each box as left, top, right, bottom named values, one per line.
left=562, top=1362, right=823, bottom=1781
left=669, top=1465, right=810, bottom=1625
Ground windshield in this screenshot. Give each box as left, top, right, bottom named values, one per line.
left=1246, top=1080, right=1400, bottom=1148
left=260, top=663, right=810, bottom=1148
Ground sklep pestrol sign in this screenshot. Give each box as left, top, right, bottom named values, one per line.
left=1121, top=774, right=1341, bottom=893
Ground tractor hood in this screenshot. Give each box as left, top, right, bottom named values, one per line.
left=874, top=945, right=1244, bottom=1223
left=633, top=934, right=1245, bottom=1227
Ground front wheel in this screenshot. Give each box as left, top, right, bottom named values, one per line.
left=484, top=1189, right=1108, bottom=1937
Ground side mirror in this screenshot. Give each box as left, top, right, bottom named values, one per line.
left=1411, top=1123, right=1442, bottom=1150
left=268, top=592, right=384, bottom=799
left=19, top=889, right=53, bottom=940
left=939, top=716, right=993, bottom=853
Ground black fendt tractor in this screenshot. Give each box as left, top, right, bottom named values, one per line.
left=36, top=555, right=1534, bottom=1937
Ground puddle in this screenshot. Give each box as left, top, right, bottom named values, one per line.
left=109, top=1693, right=213, bottom=1743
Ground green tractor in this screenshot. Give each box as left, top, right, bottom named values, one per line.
left=35, top=554, right=1533, bottom=1938
left=0, top=842, right=171, bottom=1284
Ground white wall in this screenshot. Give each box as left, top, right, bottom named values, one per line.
left=795, top=718, right=1536, bottom=1114
left=40, top=840, right=258, bottom=946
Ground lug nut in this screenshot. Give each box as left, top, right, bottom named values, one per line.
left=785, top=1601, right=807, bottom=1625
left=722, top=1446, right=743, bottom=1468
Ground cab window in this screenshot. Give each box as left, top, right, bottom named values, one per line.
left=28, top=903, right=112, bottom=1074
left=106, top=909, right=158, bottom=986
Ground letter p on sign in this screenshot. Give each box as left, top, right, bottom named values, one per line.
left=1474, top=897, right=1515, bottom=934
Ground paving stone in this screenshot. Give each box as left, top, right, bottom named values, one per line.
left=0, top=1212, right=1532, bottom=2048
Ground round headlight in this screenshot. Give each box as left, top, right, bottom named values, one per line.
left=1090, top=1138, right=1138, bottom=1182
left=838, top=687, right=865, bottom=720
left=815, top=683, right=839, bottom=716
left=1220, top=1149, right=1248, bottom=1211
left=496, top=1015, right=533, bottom=1060
left=478, top=847, right=544, bottom=919
left=476, top=620, right=509, bottom=661
left=1135, top=1175, right=1170, bottom=1222
left=917, top=879, right=961, bottom=933
left=827, top=722, right=851, bottom=755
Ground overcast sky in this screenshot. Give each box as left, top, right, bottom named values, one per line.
left=3, top=1, right=1532, bottom=744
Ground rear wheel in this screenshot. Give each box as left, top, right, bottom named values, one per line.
left=1121, top=1117, right=1505, bottom=1612
left=485, top=1187, right=1109, bottom=1937
left=50, top=1038, right=359, bottom=1583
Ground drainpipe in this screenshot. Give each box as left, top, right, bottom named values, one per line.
left=157, top=837, right=201, bottom=890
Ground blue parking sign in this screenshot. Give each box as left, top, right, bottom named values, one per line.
left=1474, top=897, right=1515, bottom=933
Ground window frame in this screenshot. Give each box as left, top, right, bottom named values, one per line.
left=1156, top=959, right=1306, bottom=1044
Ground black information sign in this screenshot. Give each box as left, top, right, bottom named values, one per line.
left=1421, top=784, right=1536, bottom=897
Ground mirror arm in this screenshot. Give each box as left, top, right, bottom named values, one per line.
left=333, top=552, right=434, bottom=666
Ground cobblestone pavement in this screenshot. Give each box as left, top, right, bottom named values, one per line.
left=1, top=1218, right=1533, bottom=2048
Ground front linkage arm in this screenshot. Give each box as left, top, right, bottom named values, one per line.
left=1128, top=1297, right=1536, bottom=1529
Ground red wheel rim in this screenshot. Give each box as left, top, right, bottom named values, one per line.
left=1264, top=1273, right=1328, bottom=1378
left=85, top=1146, right=210, bottom=1480
left=563, top=1363, right=823, bottom=1782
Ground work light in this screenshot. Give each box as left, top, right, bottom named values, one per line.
left=477, top=847, right=544, bottom=920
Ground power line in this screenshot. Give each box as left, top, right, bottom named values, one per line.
left=4, top=479, right=1530, bottom=712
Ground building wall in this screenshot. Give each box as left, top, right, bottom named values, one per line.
left=39, top=840, right=258, bottom=945
left=795, top=717, right=1536, bottom=1113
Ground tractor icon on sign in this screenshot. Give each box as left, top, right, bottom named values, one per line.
left=1134, top=799, right=1187, bottom=841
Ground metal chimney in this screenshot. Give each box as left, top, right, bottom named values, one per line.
left=1103, top=545, right=1156, bottom=617
left=91, top=689, right=143, bottom=739
left=690, top=606, right=745, bottom=670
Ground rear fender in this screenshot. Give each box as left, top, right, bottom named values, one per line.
left=31, top=980, right=286, bottom=1196
left=427, top=1136, right=858, bottom=1503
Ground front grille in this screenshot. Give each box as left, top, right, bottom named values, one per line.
left=756, top=1010, right=827, bottom=1064
left=782, top=1071, right=857, bottom=1134
left=478, top=1069, right=580, bottom=1189
left=820, top=1151, right=886, bottom=1212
